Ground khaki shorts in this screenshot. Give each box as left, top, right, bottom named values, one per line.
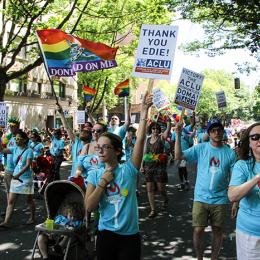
left=192, top=201, right=227, bottom=227
left=4, top=170, right=13, bottom=194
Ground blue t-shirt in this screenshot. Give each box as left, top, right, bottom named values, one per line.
left=50, top=136, right=65, bottom=156
left=87, top=160, right=139, bottom=235
left=122, top=137, right=136, bottom=161
left=108, top=126, right=126, bottom=140
left=30, top=142, right=44, bottom=159
left=70, top=137, right=84, bottom=177
left=10, top=147, right=34, bottom=181
left=229, top=160, right=260, bottom=237
left=184, top=142, right=236, bottom=204
left=196, top=127, right=207, bottom=143
left=171, top=128, right=191, bottom=152
left=77, top=154, right=103, bottom=179
left=6, top=136, right=17, bottom=172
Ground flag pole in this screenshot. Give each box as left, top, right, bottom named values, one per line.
left=124, top=96, right=128, bottom=123
left=36, top=33, right=60, bottom=106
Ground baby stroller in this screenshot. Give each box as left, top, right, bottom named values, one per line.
left=31, top=180, right=93, bottom=260
left=33, top=155, right=55, bottom=197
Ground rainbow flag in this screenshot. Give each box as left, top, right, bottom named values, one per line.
left=82, top=86, right=96, bottom=102
left=36, top=29, right=118, bottom=77
left=114, top=79, right=130, bottom=97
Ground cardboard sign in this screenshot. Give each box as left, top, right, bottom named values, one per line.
left=77, top=110, right=85, bottom=124
left=174, top=68, right=204, bottom=110
left=133, top=24, right=178, bottom=80
left=0, top=102, right=7, bottom=129
left=216, top=91, right=227, bottom=109
left=152, top=88, right=170, bottom=110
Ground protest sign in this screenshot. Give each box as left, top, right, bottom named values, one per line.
left=152, top=88, right=170, bottom=110
left=174, top=68, right=204, bottom=110
left=0, top=102, right=7, bottom=129
left=133, top=24, right=178, bottom=80
left=77, top=110, right=85, bottom=124
left=216, top=91, right=227, bottom=109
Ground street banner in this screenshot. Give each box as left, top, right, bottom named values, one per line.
left=0, top=102, right=7, bottom=129
left=133, top=24, right=178, bottom=80
left=174, top=68, right=204, bottom=110
left=36, top=29, right=118, bottom=77
left=152, top=88, right=170, bottom=110
left=216, top=90, right=227, bottom=109
left=77, top=110, right=85, bottom=124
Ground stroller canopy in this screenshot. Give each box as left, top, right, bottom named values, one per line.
left=44, top=180, right=85, bottom=219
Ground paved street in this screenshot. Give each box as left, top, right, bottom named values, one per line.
left=0, top=161, right=236, bottom=260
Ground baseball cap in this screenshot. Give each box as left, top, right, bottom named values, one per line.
left=206, top=119, right=224, bottom=133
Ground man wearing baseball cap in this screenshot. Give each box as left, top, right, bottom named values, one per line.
left=174, top=118, right=236, bottom=260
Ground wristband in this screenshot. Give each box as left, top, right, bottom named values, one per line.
left=97, top=184, right=105, bottom=189
left=100, top=177, right=109, bottom=184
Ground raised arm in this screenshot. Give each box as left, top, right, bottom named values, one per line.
left=123, top=103, right=131, bottom=132
left=132, top=92, right=153, bottom=169
left=174, top=124, right=186, bottom=161
left=45, top=119, right=52, bottom=138
left=228, top=174, right=260, bottom=202
left=161, top=117, right=171, bottom=141
left=56, top=104, right=75, bottom=142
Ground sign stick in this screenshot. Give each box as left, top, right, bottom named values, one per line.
left=179, top=108, right=186, bottom=125
left=124, top=96, right=128, bottom=122
left=147, top=79, right=154, bottom=93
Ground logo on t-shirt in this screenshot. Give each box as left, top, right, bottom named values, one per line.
left=209, top=157, right=220, bottom=190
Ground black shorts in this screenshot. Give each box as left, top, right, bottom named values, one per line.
left=96, top=230, right=141, bottom=260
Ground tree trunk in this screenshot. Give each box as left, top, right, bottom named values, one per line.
left=0, top=71, right=7, bottom=101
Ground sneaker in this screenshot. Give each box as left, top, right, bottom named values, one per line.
left=178, top=183, right=184, bottom=191
left=184, top=181, right=190, bottom=191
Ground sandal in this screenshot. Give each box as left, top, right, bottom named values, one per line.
left=148, top=210, right=157, bottom=218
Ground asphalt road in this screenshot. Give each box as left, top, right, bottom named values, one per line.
left=0, top=160, right=237, bottom=260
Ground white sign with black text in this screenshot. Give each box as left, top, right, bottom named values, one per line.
left=216, top=91, right=227, bottom=109
left=152, top=88, right=170, bottom=110
left=133, top=24, right=178, bottom=80
left=0, top=102, right=7, bottom=129
left=77, top=110, right=85, bottom=124
left=174, top=68, right=204, bottom=110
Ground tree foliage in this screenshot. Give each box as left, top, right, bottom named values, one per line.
left=172, top=0, right=260, bottom=71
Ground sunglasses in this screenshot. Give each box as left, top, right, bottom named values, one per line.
left=111, top=118, right=118, bottom=120
left=249, top=134, right=260, bottom=141
left=92, top=129, right=103, bottom=134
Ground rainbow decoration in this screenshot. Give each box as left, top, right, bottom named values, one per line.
left=114, top=79, right=130, bottom=97
left=143, top=153, right=168, bottom=163
left=36, top=29, right=118, bottom=77
left=82, top=86, right=96, bottom=102
left=1, top=133, right=12, bottom=148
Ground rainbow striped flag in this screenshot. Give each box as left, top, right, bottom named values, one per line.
left=114, top=79, right=130, bottom=97
left=36, top=29, right=118, bottom=77
left=82, top=86, right=96, bottom=102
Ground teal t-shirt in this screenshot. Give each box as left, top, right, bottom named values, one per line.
left=184, top=142, right=236, bottom=204
left=171, top=128, right=191, bottom=152
left=229, top=160, right=260, bottom=237
left=108, top=126, right=126, bottom=140
left=77, top=153, right=103, bottom=179
left=87, top=160, right=139, bottom=235
left=30, top=142, right=44, bottom=159
left=70, top=138, right=84, bottom=177
left=196, top=127, right=207, bottom=143
left=6, top=136, right=17, bottom=172
left=50, top=136, right=65, bottom=156
left=10, top=147, right=34, bottom=181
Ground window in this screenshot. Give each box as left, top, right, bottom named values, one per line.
left=37, top=83, right=42, bottom=94
left=19, top=79, right=27, bottom=93
left=59, top=82, right=66, bottom=98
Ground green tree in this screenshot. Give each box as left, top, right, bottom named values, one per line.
left=75, top=0, right=174, bottom=113
left=172, top=0, right=259, bottom=74
left=0, top=0, right=90, bottom=101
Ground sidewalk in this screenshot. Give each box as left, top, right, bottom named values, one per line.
left=0, top=161, right=237, bottom=259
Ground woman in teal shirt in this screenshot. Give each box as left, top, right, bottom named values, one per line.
left=228, top=122, right=260, bottom=260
